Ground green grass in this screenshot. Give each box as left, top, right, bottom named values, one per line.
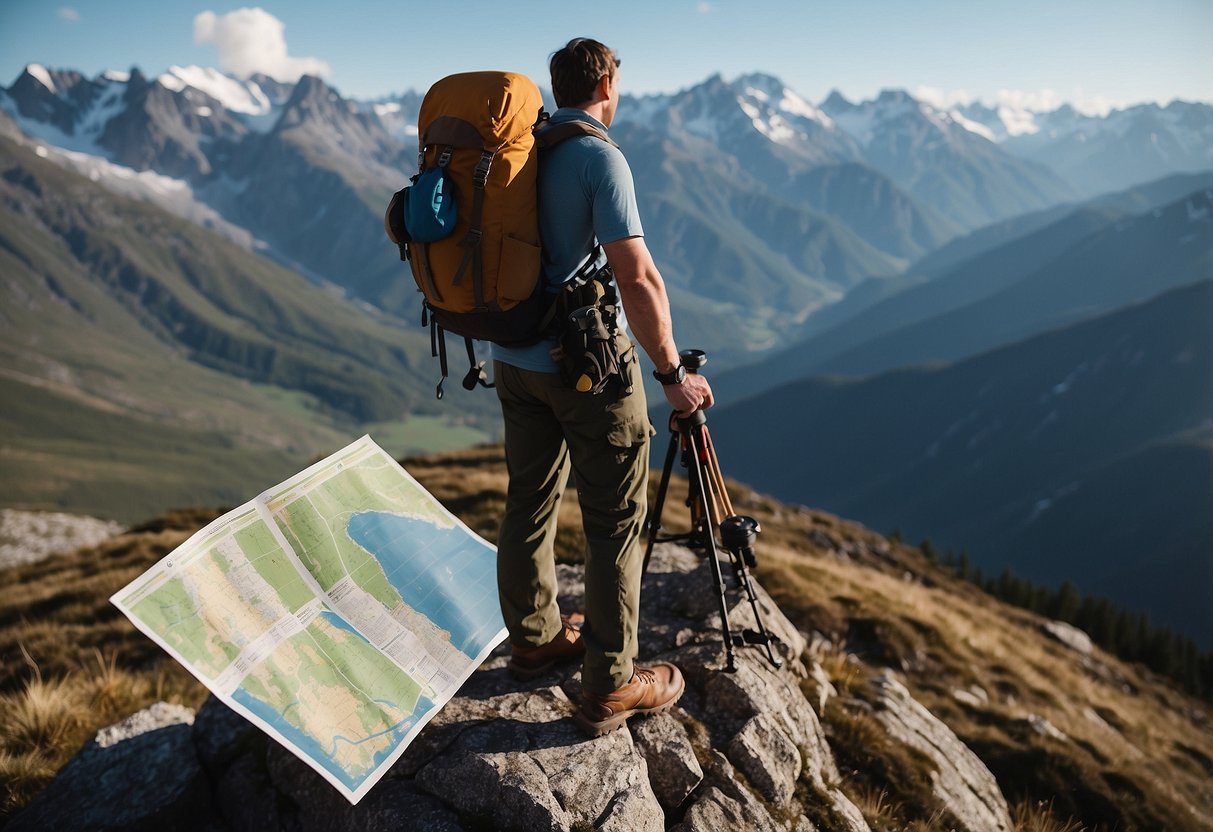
left=0, top=374, right=502, bottom=523
left=0, top=375, right=320, bottom=523
left=364, top=415, right=497, bottom=458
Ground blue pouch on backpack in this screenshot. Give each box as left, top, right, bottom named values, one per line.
left=405, top=166, right=458, bottom=243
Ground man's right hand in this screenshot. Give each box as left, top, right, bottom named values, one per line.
left=663, top=373, right=714, bottom=418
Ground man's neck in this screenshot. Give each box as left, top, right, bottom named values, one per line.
left=580, top=103, right=609, bottom=126
left=555, top=107, right=608, bottom=132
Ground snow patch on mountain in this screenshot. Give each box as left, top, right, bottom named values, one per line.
left=948, top=109, right=996, bottom=141
left=825, top=107, right=877, bottom=145
left=158, top=65, right=271, bottom=116
left=737, top=73, right=833, bottom=127
left=39, top=144, right=262, bottom=249
left=367, top=98, right=420, bottom=142
left=26, top=63, right=56, bottom=93
left=102, top=69, right=131, bottom=84
left=621, top=92, right=673, bottom=128
left=731, top=74, right=836, bottom=146
left=1, top=88, right=118, bottom=154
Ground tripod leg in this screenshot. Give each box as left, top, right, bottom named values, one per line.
left=735, top=561, right=783, bottom=669
left=643, top=429, right=681, bottom=575
left=685, top=424, right=738, bottom=673
left=698, top=427, right=783, bottom=670
left=701, top=425, right=736, bottom=517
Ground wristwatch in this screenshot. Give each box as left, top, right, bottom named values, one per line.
left=653, top=364, right=687, bottom=385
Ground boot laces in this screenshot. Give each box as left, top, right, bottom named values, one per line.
left=635, top=667, right=656, bottom=685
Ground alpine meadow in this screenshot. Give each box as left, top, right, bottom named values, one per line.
left=1, top=3, right=1211, bottom=830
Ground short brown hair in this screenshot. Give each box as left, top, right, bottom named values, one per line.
left=549, top=38, right=620, bottom=109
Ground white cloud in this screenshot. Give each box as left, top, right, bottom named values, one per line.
left=696, top=2, right=714, bottom=13
left=57, top=7, right=81, bottom=22
left=193, top=8, right=330, bottom=82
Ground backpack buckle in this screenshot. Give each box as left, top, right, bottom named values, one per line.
left=472, top=151, right=493, bottom=188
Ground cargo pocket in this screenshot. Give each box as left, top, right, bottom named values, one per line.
left=497, top=235, right=541, bottom=305
left=605, top=349, right=654, bottom=448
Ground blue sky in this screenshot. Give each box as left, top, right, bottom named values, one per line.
left=1, top=0, right=1210, bottom=111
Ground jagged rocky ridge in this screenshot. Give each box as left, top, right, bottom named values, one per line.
left=8, top=543, right=1014, bottom=832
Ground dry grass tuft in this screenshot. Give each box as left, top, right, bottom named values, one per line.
left=1012, top=799, right=1088, bottom=832
left=0, top=674, right=84, bottom=757
left=0, top=748, right=59, bottom=818
left=0, top=647, right=204, bottom=819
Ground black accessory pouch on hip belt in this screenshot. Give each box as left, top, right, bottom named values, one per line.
left=548, top=257, right=632, bottom=396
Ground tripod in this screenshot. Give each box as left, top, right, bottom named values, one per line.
left=643, top=350, right=783, bottom=673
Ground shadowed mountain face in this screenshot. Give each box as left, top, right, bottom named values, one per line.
left=709, top=279, right=1213, bottom=644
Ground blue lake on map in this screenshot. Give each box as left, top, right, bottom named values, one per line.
left=345, top=510, right=505, bottom=660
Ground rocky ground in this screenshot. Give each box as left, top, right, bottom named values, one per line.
left=7, top=543, right=1021, bottom=832
left=0, top=509, right=123, bottom=569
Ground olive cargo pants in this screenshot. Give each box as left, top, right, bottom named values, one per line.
left=494, top=347, right=651, bottom=695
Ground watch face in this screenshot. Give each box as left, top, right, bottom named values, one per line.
left=654, top=365, right=685, bottom=384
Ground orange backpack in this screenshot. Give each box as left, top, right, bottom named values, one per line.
left=386, top=71, right=614, bottom=396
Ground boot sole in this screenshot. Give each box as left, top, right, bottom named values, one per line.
left=574, top=673, right=686, bottom=738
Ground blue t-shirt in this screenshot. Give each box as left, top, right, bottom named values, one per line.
left=492, top=109, right=644, bottom=372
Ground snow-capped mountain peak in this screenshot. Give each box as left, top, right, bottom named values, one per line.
left=819, top=88, right=1005, bottom=147
left=157, top=66, right=272, bottom=116
left=25, top=63, right=57, bottom=93
left=733, top=72, right=834, bottom=131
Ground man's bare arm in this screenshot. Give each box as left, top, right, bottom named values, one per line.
left=603, top=236, right=713, bottom=415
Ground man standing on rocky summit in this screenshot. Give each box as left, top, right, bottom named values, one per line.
left=491, top=38, right=714, bottom=737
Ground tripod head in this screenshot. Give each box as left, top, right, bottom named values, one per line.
left=720, top=515, right=760, bottom=569
left=679, top=349, right=707, bottom=372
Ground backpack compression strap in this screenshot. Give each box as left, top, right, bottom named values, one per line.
left=451, top=151, right=495, bottom=311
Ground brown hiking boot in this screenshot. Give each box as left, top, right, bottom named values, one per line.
left=575, top=662, right=685, bottom=737
left=507, top=613, right=586, bottom=680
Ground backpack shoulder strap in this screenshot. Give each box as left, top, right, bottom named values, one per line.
left=536, top=119, right=619, bottom=151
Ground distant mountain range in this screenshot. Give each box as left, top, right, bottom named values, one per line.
left=955, top=97, right=1213, bottom=196
left=710, top=277, right=1213, bottom=644
left=714, top=175, right=1213, bottom=402
left=5, top=64, right=1211, bottom=365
